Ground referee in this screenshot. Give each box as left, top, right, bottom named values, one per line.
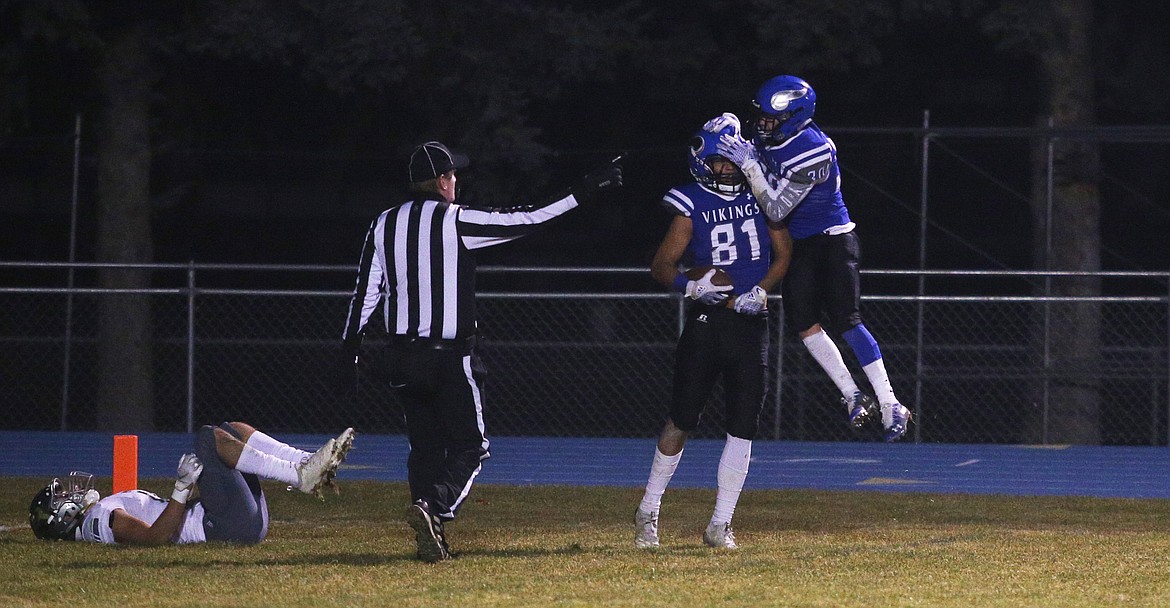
left=339, top=140, right=622, bottom=562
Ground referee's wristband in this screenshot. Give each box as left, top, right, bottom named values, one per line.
left=672, top=274, right=689, bottom=294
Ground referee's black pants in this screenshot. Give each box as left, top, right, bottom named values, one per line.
left=384, top=338, right=490, bottom=522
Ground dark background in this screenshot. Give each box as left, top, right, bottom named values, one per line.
left=2, top=1, right=1169, bottom=441
left=2, top=1, right=1169, bottom=285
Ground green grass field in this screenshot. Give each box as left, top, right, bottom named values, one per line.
left=3, top=475, right=1170, bottom=607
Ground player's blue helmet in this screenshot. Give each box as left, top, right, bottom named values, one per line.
left=752, top=75, right=816, bottom=144
left=689, top=126, right=745, bottom=194
left=28, top=471, right=99, bottom=541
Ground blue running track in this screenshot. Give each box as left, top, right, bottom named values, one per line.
left=2, top=431, right=1168, bottom=499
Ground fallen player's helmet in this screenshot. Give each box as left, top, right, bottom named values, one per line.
left=752, top=75, right=816, bottom=144
left=689, top=126, right=746, bottom=194
left=28, top=471, right=99, bottom=541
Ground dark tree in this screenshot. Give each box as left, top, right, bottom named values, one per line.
left=1, top=0, right=638, bottom=429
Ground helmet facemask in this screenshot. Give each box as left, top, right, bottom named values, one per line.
left=705, top=156, right=746, bottom=194
left=688, top=130, right=746, bottom=194
left=29, top=471, right=99, bottom=541
left=752, top=109, right=791, bottom=144
left=751, top=76, right=815, bottom=144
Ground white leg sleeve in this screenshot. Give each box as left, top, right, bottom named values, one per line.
left=862, top=358, right=899, bottom=407
left=639, top=448, right=683, bottom=514
left=245, top=429, right=312, bottom=463
left=802, top=329, right=860, bottom=400
left=712, top=435, right=751, bottom=525
left=234, top=444, right=299, bottom=485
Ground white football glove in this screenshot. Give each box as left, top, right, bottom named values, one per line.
left=703, top=112, right=741, bottom=136
left=172, top=453, right=203, bottom=504
left=733, top=285, right=769, bottom=315
left=716, top=133, right=757, bottom=168
left=685, top=269, right=734, bottom=305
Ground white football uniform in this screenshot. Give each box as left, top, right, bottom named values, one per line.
left=76, top=490, right=206, bottom=544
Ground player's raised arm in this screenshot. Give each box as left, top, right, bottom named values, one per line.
left=111, top=454, right=201, bottom=545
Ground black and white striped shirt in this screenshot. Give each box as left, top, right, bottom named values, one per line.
left=342, top=193, right=581, bottom=345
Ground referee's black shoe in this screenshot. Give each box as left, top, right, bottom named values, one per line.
left=407, top=499, right=451, bottom=563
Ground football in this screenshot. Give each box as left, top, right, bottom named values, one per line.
left=684, top=265, right=733, bottom=287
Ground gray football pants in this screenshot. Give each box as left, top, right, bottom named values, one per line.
left=194, top=423, right=269, bottom=544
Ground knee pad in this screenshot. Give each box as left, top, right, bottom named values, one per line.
left=843, top=324, right=882, bottom=367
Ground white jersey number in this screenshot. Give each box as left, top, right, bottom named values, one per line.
left=709, top=220, right=761, bottom=265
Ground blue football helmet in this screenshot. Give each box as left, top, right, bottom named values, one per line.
left=751, top=75, right=816, bottom=144
left=689, top=126, right=745, bottom=194
left=28, top=471, right=100, bottom=541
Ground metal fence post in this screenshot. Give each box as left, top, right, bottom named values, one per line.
left=187, top=261, right=196, bottom=434
left=773, top=297, right=785, bottom=440
left=913, top=110, right=931, bottom=443
left=60, top=114, right=82, bottom=431
left=1042, top=119, right=1055, bottom=444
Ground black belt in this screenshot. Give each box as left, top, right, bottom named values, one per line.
left=389, top=334, right=478, bottom=351
left=691, top=302, right=767, bottom=320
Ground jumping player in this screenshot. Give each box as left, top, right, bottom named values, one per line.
left=635, top=123, right=792, bottom=550
left=710, top=75, right=912, bottom=441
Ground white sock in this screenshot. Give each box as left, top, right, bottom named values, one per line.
left=802, top=330, right=860, bottom=406
left=639, top=448, right=682, bottom=514
left=234, top=444, right=299, bottom=485
left=711, top=435, right=751, bottom=525
left=862, top=358, right=899, bottom=407
left=245, top=430, right=312, bottom=463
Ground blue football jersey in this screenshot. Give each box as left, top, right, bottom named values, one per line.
left=661, top=183, right=773, bottom=294
left=760, top=122, right=852, bottom=240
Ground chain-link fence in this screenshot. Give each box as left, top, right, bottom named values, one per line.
left=2, top=263, right=1167, bottom=445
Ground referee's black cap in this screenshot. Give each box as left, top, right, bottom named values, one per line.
left=408, top=140, right=469, bottom=183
